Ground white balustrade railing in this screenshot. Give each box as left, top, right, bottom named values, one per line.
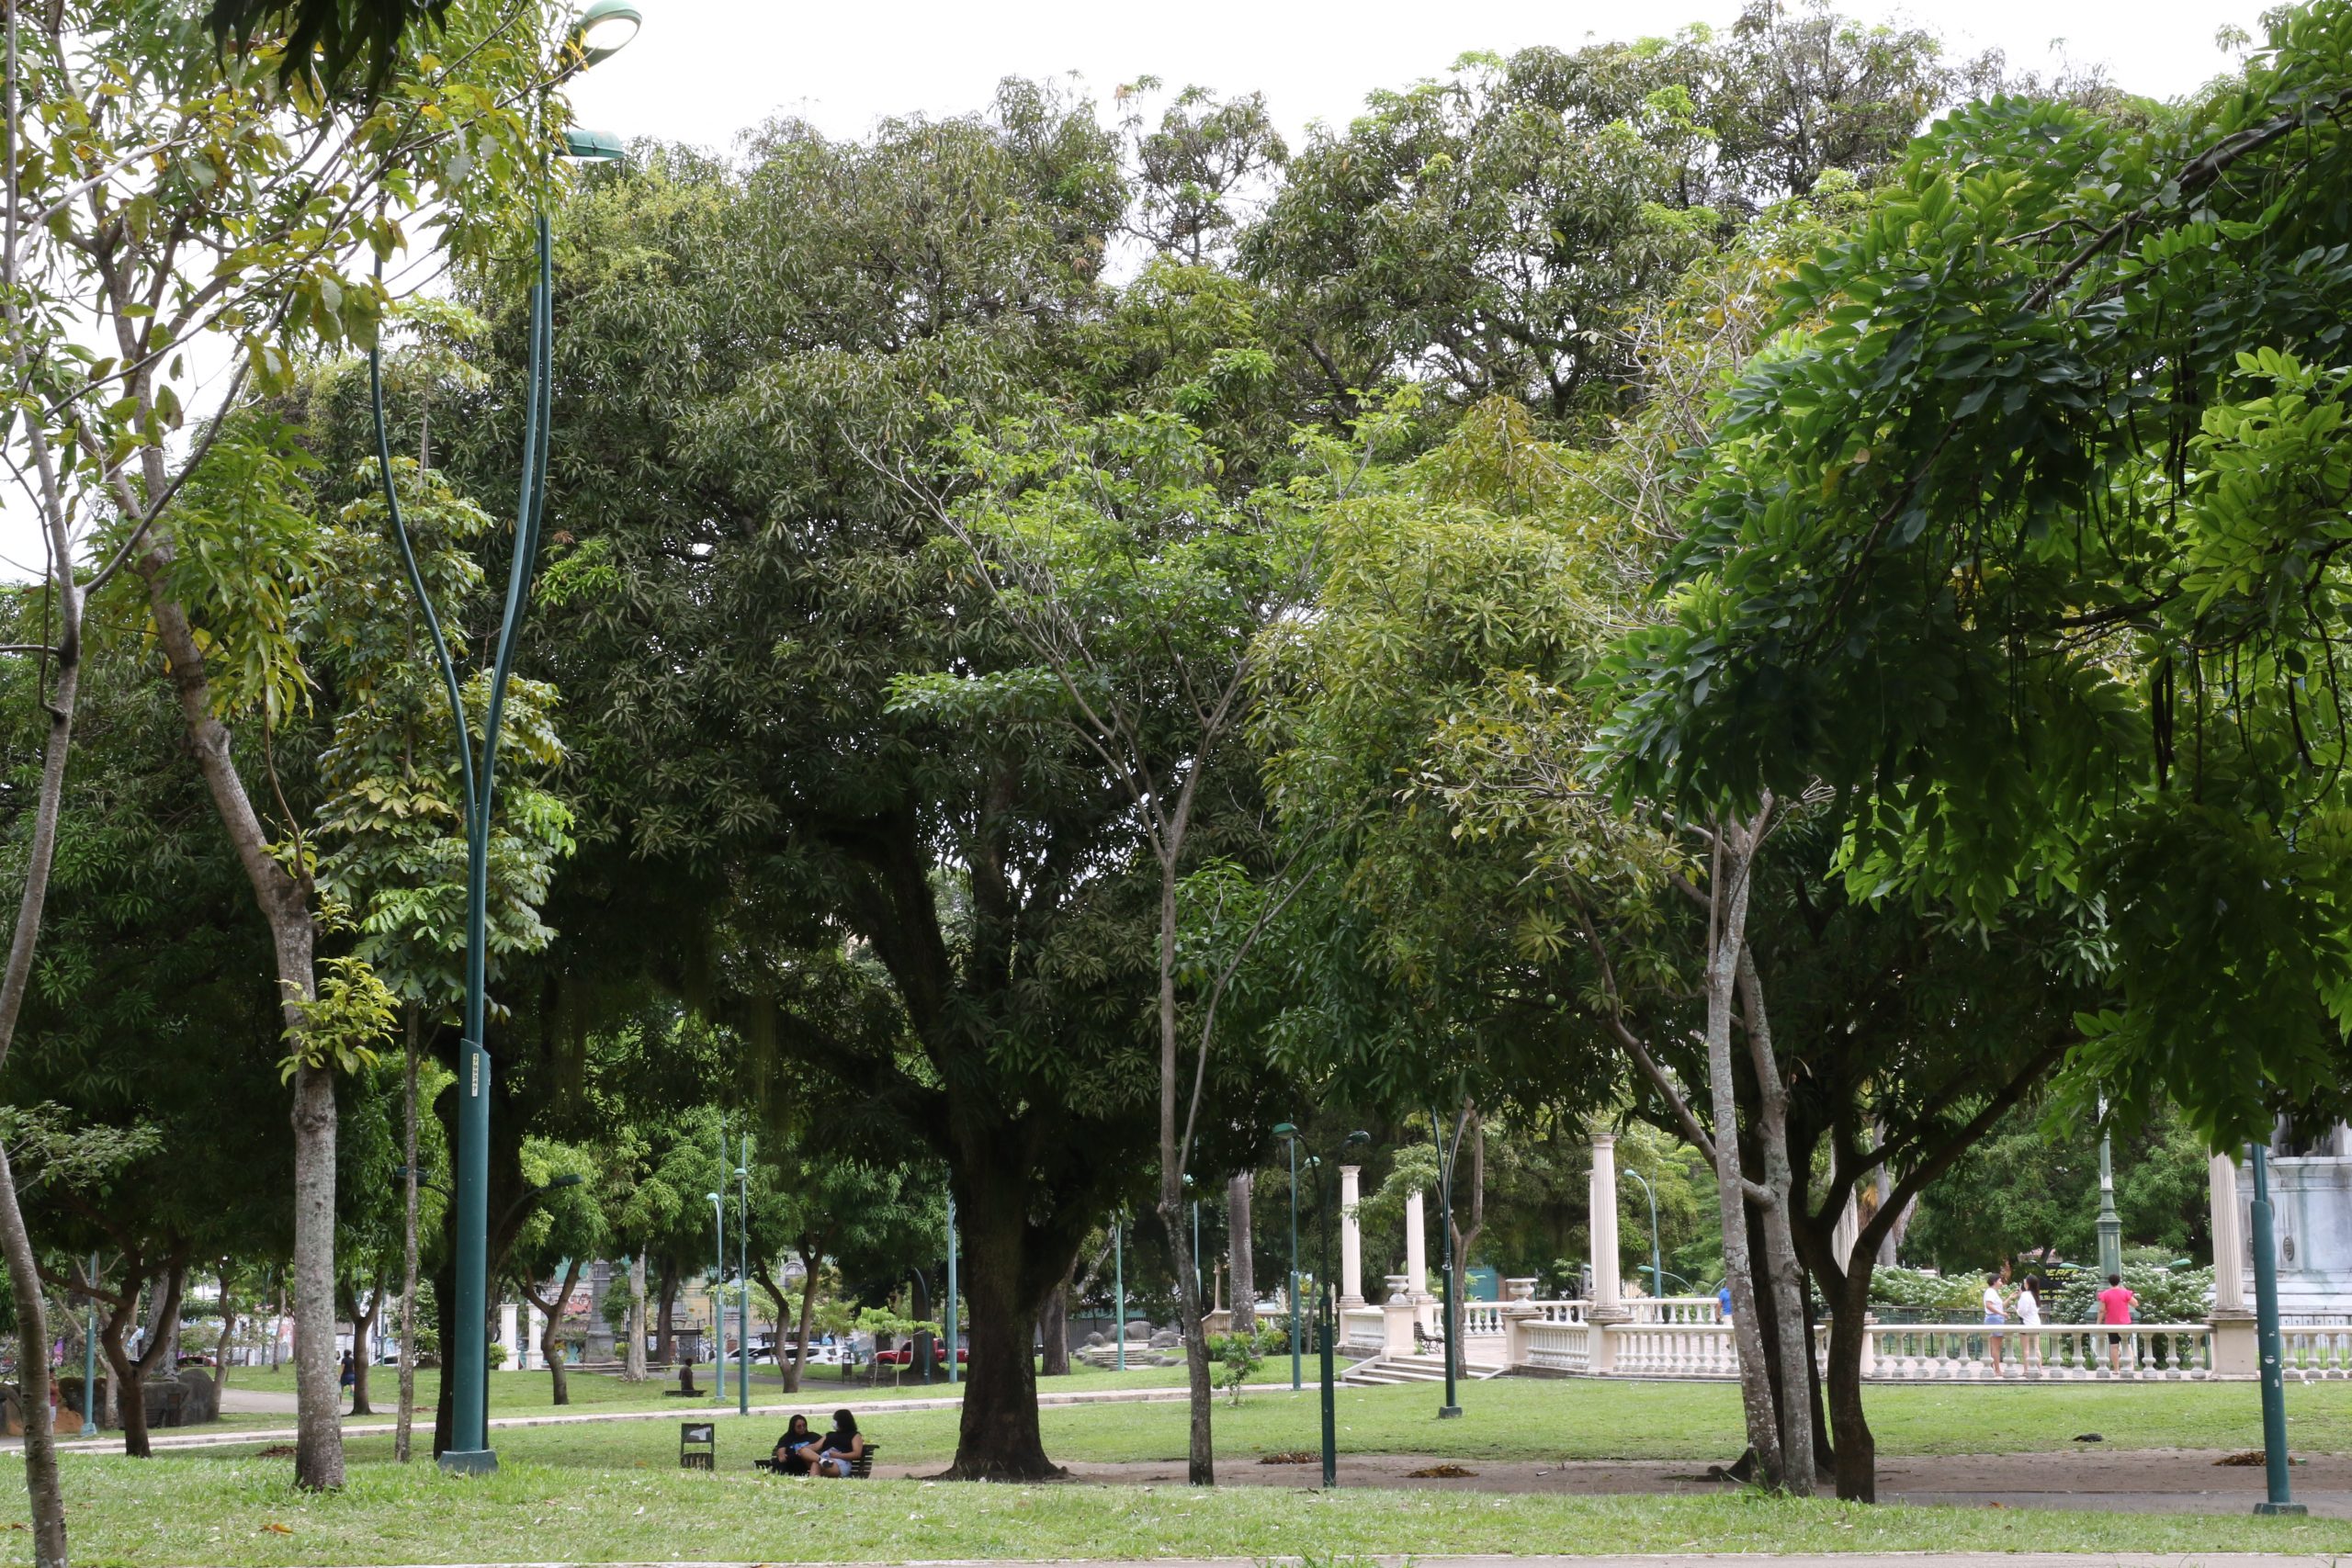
left=1520, top=1320, right=1590, bottom=1373
left=1340, top=1306, right=1385, bottom=1352
left=2280, top=1325, right=2352, bottom=1379
left=1629, top=1296, right=1724, bottom=1325
left=1859, top=1323, right=2214, bottom=1381
left=1610, top=1321, right=1739, bottom=1377
left=1459, top=1303, right=1505, bottom=1339
left=1490, top=1316, right=2224, bottom=1382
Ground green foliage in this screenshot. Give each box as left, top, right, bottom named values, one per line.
left=2051, top=1262, right=2213, bottom=1326
left=1599, top=0, right=2352, bottom=1145
left=279, top=954, right=396, bottom=1081
left=1864, top=1266, right=1982, bottom=1315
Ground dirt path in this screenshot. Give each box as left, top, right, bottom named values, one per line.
left=849, top=1451, right=2352, bottom=1517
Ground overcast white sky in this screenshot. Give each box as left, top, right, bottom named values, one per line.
left=564, top=0, right=2262, bottom=154
left=0, top=0, right=2267, bottom=580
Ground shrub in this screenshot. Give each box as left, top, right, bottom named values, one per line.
left=1207, top=1331, right=1264, bottom=1404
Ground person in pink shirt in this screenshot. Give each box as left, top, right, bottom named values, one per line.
left=2097, top=1273, right=2137, bottom=1373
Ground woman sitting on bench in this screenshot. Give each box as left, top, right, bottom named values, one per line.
left=814, top=1409, right=865, bottom=1477
left=772, top=1415, right=818, bottom=1476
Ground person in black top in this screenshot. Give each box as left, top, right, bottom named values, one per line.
left=772, top=1414, right=816, bottom=1475
left=815, top=1409, right=865, bottom=1476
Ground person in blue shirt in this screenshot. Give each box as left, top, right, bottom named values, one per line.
left=1716, top=1283, right=1734, bottom=1317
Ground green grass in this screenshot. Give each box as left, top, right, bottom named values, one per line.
left=9, top=1453, right=2349, bottom=1567
left=259, top=1375, right=2352, bottom=1467
left=214, top=1356, right=1198, bottom=1422
left=32, top=1379, right=2352, bottom=1564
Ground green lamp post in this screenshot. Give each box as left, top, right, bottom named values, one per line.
left=368, top=3, right=641, bottom=1476
left=707, top=1191, right=726, bottom=1403
left=79, top=1252, right=97, bottom=1438
left=1313, top=1130, right=1372, bottom=1486
left=1428, top=1102, right=1470, bottom=1418
left=735, top=1134, right=751, bottom=1416
left=1274, top=1122, right=1304, bottom=1390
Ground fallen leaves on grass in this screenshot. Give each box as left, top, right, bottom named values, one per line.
left=1260, top=1451, right=1316, bottom=1464
left=255, top=1444, right=297, bottom=1458
left=2219, top=1451, right=2268, bottom=1466
left=1404, top=1463, right=1478, bottom=1479
left=262, top=1522, right=293, bottom=1534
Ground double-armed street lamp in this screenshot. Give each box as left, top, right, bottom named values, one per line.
left=368, top=0, right=643, bottom=1476
left=1428, top=1103, right=1469, bottom=1418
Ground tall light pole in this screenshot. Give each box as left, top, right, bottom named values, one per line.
left=375, top=0, right=644, bottom=1478
left=1428, top=1103, right=1467, bottom=1418
left=1623, top=1168, right=1665, bottom=1302
left=79, top=1252, right=97, bottom=1437
left=944, top=1187, right=959, bottom=1386
left=735, top=1135, right=751, bottom=1417
left=1314, top=1130, right=1372, bottom=1486
left=2096, top=1097, right=2124, bottom=1282
left=2249, top=1142, right=2305, bottom=1515
left=1113, top=1216, right=1126, bottom=1373
left=1274, top=1122, right=1303, bottom=1390
left=707, top=1191, right=725, bottom=1403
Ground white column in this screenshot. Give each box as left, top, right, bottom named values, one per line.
left=1589, top=1132, right=1623, bottom=1314
left=2211, top=1151, right=2247, bottom=1313
left=1340, top=1165, right=1364, bottom=1307
left=1404, top=1190, right=1428, bottom=1296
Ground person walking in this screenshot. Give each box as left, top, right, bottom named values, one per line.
left=2098, top=1273, right=2138, bottom=1373
left=1981, top=1273, right=2008, bottom=1376
left=2015, top=1275, right=2043, bottom=1374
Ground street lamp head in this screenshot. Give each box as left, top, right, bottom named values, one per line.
left=545, top=1173, right=584, bottom=1190
left=706, top=1191, right=722, bottom=1206
left=572, top=0, right=642, bottom=65
left=1344, top=1130, right=1371, bottom=1147
left=560, top=129, right=628, bottom=163
left=1272, top=1122, right=1299, bottom=1138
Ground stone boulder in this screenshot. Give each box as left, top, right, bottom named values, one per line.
left=1124, top=1319, right=1151, bottom=1342
left=1083, top=1331, right=1104, bottom=1348
left=174, top=1367, right=220, bottom=1425
left=1148, top=1328, right=1181, bottom=1349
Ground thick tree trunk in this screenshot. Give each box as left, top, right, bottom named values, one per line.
left=622, top=1255, right=648, bottom=1382
left=652, top=1261, right=676, bottom=1365
left=1227, top=1174, right=1255, bottom=1335
left=139, top=561, right=343, bottom=1491
left=1038, top=1280, right=1070, bottom=1376
left=397, top=1012, right=420, bottom=1461
left=943, top=1168, right=1066, bottom=1480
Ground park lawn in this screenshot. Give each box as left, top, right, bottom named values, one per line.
left=214, top=1357, right=1198, bottom=1421
left=11, top=1452, right=2352, bottom=1567
left=153, top=1376, right=2352, bottom=1470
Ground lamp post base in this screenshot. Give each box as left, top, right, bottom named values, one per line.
left=437, top=1448, right=499, bottom=1476
left=2255, top=1502, right=2309, bottom=1517
left=1438, top=1404, right=1464, bottom=1419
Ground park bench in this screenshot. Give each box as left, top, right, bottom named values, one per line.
left=754, top=1440, right=879, bottom=1479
